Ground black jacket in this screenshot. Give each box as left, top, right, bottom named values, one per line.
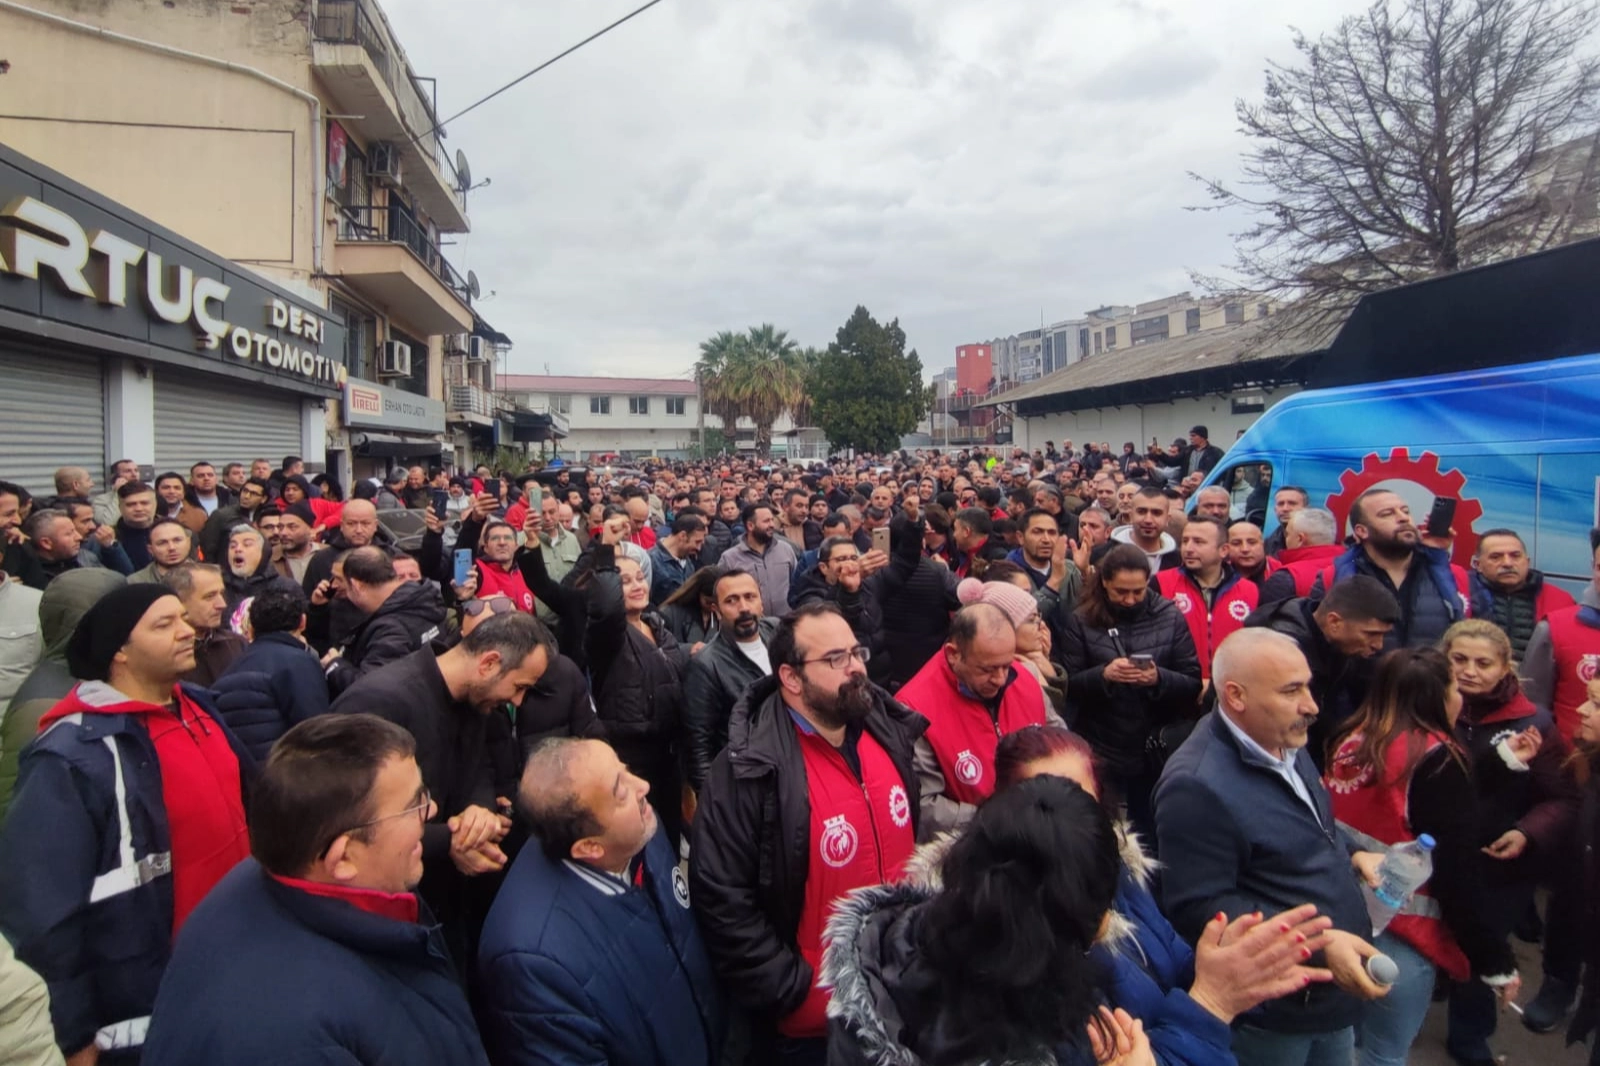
left=326, top=581, right=448, bottom=696
left=790, top=522, right=918, bottom=688
left=514, top=652, right=603, bottom=760
left=582, top=544, right=690, bottom=768
left=223, top=550, right=298, bottom=611
left=879, top=521, right=962, bottom=690
left=330, top=645, right=506, bottom=932
left=210, top=632, right=332, bottom=762
left=302, top=525, right=400, bottom=653
left=697, top=519, right=736, bottom=570
left=1057, top=593, right=1202, bottom=778
left=660, top=602, right=715, bottom=647
left=688, top=675, right=927, bottom=1019
left=682, top=620, right=779, bottom=792
left=198, top=504, right=248, bottom=565
left=1244, top=596, right=1374, bottom=770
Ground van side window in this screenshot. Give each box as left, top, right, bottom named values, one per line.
left=1213, top=463, right=1274, bottom=525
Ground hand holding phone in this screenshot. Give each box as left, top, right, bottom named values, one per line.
left=453, top=549, right=474, bottom=587
left=871, top=526, right=891, bottom=555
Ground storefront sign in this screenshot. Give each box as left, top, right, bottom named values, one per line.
left=0, top=148, right=347, bottom=397
left=344, top=379, right=445, bottom=434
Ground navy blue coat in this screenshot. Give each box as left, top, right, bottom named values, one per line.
left=143, top=860, right=488, bottom=1066
left=1154, top=712, right=1370, bottom=1036
left=1094, top=869, right=1233, bottom=1066
left=478, top=830, right=725, bottom=1066
left=211, top=632, right=331, bottom=762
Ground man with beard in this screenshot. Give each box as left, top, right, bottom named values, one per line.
left=683, top=571, right=778, bottom=793
left=129, top=517, right=193, bottom=584
left=332, top=611, right=552, bottom=963
left=1101, top=485, right=1180, bottom=572
left=272, top=502, right=325, bottom=584
left=898, top=603, right=1058, bottom=839
left=478, top=738, right=725, bottom=1066
left=718, top=502, right=798, bottom=620
left=200, top=476, right=268, bottom=563
left=114, top=480, right=160, bottom=571
left=778, top=488, right=822, bottom=553
left=690, top=603, right=925, bottom=1065
left=1467, top=528, right=1573, bottom=661
left=166, top=562, right=247, bottom=685
left=1309, top=488, right=1467, bottom=650
left=1155, top=516, right=1258, bottom=682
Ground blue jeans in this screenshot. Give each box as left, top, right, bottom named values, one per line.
left=1357, top=933, right=1435, bottom=1066
left=1232, top=1024, right=1355, bottom=1066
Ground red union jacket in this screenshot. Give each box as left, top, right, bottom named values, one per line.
left=896, top=652, right=1048, bottom=806
left=1155, top=567, right=1258, bottom=680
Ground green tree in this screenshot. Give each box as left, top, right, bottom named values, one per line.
left=810, top=307, right=927, bottom=454
left=694, top=324, right=809, bottom=458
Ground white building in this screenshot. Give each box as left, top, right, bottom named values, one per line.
left=497, top=375, right=812, bottom=459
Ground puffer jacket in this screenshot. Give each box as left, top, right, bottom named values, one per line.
left=0, top=569, right=125, bottom=824
left=301, top=524, right=399, bottom=653
left=326, top=581, right=448, bottom=696
left=891, top=828, right=1233, bottom=1066
left=514, top=652, right=603, bottom=758
left=1057, top=593, right=1202, bottom=778
left=210, top=632, right=332, bottom=762
left=688, top=676, right=925, bottom=1022
left=681, top=620, right=779, bottom=792
left=820, top=881, right=1094, bottom=1066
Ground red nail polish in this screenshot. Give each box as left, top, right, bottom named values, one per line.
left=1300, top=947, right=1312, bottom=960
left=1295, top=933, right=1306, bottom=943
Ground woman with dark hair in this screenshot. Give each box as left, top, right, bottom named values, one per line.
left=1325, top=648, right=1525, bottom=1066
left=1444, top=620, right=1578, bottom=1064
left=280, top=474, right=342, bottom=529
left=351, top=479, right=379, bottom=502
left=660, top=564, right=725, bottom=648
left=1567, top=683, right=1600, bottom=1064
left=988, top=727, right=1337, bottom=1066
left=1056, top=543, right=1201, bottom=840
left=824, top=776, right=1128, bottom=1066
left=310, top=473, right=344, bottom=503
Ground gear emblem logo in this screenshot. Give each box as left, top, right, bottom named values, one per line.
left=888, top=785, right=910, bottom=828
left=1579, top=654, right=1600, bottom=684
left=1324, top=448, right=1485, bottom=568
left=1228, top=599, right=1251, bottom=622
left=1173, top=592, right=1193, bottom=615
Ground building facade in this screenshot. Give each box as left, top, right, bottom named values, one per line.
left=0, top=0, right=498, bottom=481
left=497, top=375, right=804, bottom=460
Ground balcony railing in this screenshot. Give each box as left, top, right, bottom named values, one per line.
left=448, top=384, right=499, bottom=419
left=337, top=205, right=473, bottom=306
left=313, top=0, right=453, bottom=183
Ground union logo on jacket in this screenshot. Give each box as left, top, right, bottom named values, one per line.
left=1155, top=567, right=1258, bottom=680
left=780, top=712, right=916, bottom=1039
left=895, top=651, right=1048, bottom=806
left=1543, top=603, right=1600, bottom=742
left=1326, top=729, right=1470, bottom=982
left=474, top=559, right=535, bottom=613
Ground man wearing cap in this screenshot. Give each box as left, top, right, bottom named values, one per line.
left=0, top=584, right=252, bottom=1065
left=1186, top=426, right=1225, bottom=477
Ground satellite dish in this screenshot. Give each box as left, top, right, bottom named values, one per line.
left=467, top=270, right=481, bottom=300
left=455, top=149, right=472, bottom=193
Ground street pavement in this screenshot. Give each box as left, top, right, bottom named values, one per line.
left=1410, top=940, right=1585, bottom=1066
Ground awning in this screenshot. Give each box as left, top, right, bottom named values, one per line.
left=352, top=432, right=445, bottom=459
left=510, top=409, right=567, bottom=443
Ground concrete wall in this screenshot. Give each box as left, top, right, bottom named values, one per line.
left=1013, top=387, right=1302, bottom=454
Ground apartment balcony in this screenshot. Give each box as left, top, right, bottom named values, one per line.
left=334, top=206, right=473, bottom=335
left=447, top=384, right=498, bottom=427
left=312, top=0, right=469, bottom=231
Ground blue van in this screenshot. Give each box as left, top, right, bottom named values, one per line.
left=1198, top=353, right=1600, bottom=591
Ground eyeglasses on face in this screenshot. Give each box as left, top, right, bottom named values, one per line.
left=321, top=789, right=433, bottom=856
left=799, top=645, right=872, bottom=670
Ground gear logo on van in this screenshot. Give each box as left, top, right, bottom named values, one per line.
left=1324, top=448, right=1485, bottom=568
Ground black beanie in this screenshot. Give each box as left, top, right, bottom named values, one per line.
left=66, top=585, right=179, bottom=682
left=282, top=501, right=317, bottom=528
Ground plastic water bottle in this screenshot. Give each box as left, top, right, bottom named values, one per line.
left=1363, top=835, right=1435, bottom=935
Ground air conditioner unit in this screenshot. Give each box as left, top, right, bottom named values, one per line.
left=370, top=142, right=403, bottom=185
left=467, top=335, right=488, bottom=361
left=445, top=332, right=469, bottom=355
left=379, top=339, right=412, bottom=377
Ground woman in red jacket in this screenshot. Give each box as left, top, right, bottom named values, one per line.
left=1325, top=648, right=1525, bottom=1066
left=1443, top=620, right=1578, bottom=1060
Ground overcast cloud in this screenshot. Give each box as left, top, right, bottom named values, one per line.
left=379, top=0, right=1354, bottom=378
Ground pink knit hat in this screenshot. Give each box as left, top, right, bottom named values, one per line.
left=956, top=577, right=1039, bottom=630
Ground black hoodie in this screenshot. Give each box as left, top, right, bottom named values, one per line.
left=325, top=580, right=447, bottom=696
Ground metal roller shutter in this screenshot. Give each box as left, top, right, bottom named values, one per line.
left=153, top=370, right=304, bottom=472
left=0, top=347, right=106, bottom=496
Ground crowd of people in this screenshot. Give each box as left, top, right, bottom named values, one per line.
left=1, top=428, right=1599, bottom=1066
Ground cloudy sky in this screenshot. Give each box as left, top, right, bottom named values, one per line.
left=381, top=0, right=1354, bottom=379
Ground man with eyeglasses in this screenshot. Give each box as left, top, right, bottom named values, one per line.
left=791, top=527, right=920, bottom=688
left=143, top=713, right=491, bottom=1066
left=690, top=602, right=925, bottom=1066
left=897, top=602, right=1060, bottom=840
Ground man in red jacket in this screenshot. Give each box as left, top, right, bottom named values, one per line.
left=899, top=602, right=1060, bottom=839
left=1259, top=508, right=1344, bottom=607
left=1156, top=516, right=1258, bottom=682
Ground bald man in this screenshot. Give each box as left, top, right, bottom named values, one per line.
left=1155, top=629, right=1387, bottom=1065
left=301, top=499, right=388, bottom=653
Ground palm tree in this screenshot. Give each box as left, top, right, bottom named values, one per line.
left=694, top=325, right=809, bottom=458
